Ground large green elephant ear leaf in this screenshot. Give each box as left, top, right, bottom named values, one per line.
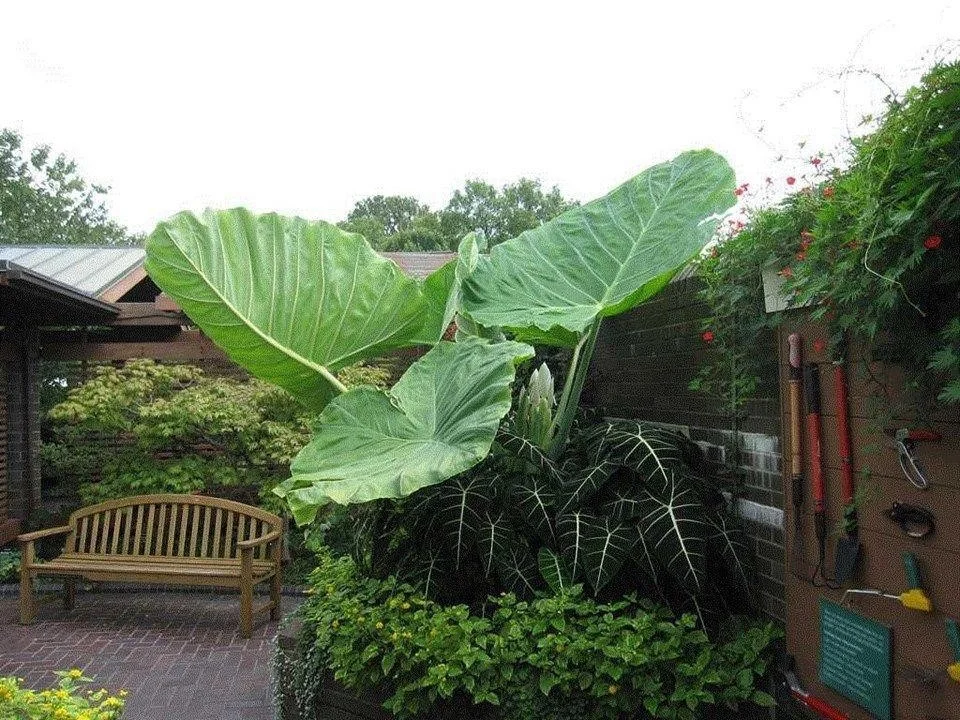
left=145, top=208, right=431, bottom=410
left=461, top=150, right=735, bottom=344
left=277, top=337, right=533, bottom=524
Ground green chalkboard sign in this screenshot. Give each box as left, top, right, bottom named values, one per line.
left=819, top=599, right=893, bottom=720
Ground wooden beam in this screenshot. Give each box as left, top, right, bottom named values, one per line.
left=99, top=266, right=149, bottom=303
left=112, top=302, right=186, bottom=327
left=40, top=329, right=229, bottom=362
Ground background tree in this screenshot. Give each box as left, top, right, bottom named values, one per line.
left=338, top=194, right=446, bottom=251
left=0, top=128, right=137, bottom=246
left=438, top=177, right=578, bottom=248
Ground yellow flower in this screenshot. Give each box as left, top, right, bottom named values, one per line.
left=401, top=602, right=411, bottom=611
left=608, top=684, right=619, bottom=695
left=67, top=669, right=85, bottom=679
left=375, top=621, right=384, bottom=630
left=0, top=686, right=12, bottom=701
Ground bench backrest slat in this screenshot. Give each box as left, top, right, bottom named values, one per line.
left=66, top=495, right=282, bottom=561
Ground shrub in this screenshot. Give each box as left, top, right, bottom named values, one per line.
left=43, top=359, right=390, bottom=510
left=0, top=550, right=20, bottom=582
left=0, top=670, right=126, bottom=719
left=286, top=552, right=777, bottom=720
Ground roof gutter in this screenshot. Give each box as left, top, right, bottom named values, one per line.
left=0, top=260, right=120, bottom=318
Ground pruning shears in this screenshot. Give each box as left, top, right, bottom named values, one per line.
left=889, top=428, right=941, bottom=490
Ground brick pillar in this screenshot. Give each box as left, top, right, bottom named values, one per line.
left=4, top=328, right=41, bottom=523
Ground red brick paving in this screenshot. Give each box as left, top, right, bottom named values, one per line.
left=0, top=589, right=300, bottom=719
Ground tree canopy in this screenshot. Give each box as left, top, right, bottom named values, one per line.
left=0, top=128, right=137, bottom=246
left=339, top=178, right=578, bottom=252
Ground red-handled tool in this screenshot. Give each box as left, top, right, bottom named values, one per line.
left=788, top=333, right=806, bottom=575
left=784, top=669, right=850, bottom=720
left=804, top=362, right=829, bottom=586
left=833, top=340, right=860, bottom=584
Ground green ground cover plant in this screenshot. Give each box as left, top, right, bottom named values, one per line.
left=282, top=552, right=776, bottom=720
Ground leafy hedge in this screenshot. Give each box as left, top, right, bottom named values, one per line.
left=42, top=359, right=390, bottom=511
left=0, top=670, right=126, bottom=719
left=283, top=552, right=778, bottom=720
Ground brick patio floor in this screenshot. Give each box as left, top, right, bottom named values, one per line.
left=0, top=588, right=301, bottom=720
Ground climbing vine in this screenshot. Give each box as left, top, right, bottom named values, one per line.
left=693, top=62, right=960, bottom=419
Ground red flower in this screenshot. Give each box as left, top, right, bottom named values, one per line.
left=796, top=251, right=806, bottom=261
left=823, top=186, right=835, bottom=199
left=786, top=176, right=796, bottom=186
left=924, top=234, right=942, bottom=250
left=779, top=266, right=794, bottom=278
left=811, top=157, right=822, bottom=166
left=800, top=230, right=814, bottom=249
left=734, top=187, right=744, bottom=197
left=702, top=331, right=715, bottom=344
left=813, top=339, right=827, bottom=353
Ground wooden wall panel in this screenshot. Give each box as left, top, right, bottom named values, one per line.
left=779, top=313, right=960, bottom=720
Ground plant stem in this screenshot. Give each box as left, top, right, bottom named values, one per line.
left=548, top=319, right=601, bottom=459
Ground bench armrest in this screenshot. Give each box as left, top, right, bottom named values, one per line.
left=236, top=529, right=283, bottom=551
left=18, top=525, right=72, bottom=543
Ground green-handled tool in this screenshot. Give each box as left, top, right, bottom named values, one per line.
left=842, top=552, right=932, bottom=612
left=946, top=620, right=960, bottom=682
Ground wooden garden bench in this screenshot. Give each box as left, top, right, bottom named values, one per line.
left=18, top=494, right=284, bottom=638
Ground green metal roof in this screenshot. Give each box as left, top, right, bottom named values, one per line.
left=0, top=245, right=145, bottom=298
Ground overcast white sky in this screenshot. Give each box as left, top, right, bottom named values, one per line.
left=3, top=1, right=958, bottom=234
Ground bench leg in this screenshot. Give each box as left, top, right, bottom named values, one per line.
left=270, top=572, right=281, bottom=621
left=64, top=578, right=77, bottom=611
left=239, top=581, right=253, bottom=638
left=19, top=570, right=36, bottom=625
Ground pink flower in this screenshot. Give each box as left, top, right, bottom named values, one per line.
left=779, top=266, right=794, bottom=278
left=702, top=331, right=715, bottom=344
left=823, top=186, right=835, bottom=199
left=811, top=157, right=822, bottom=167
left=786, top=177, right=796, bottom=186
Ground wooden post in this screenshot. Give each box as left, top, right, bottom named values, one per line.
left=64, top=578, right=76, bottom=611
left=240, top=546, right=253, bottom=638
left=19, top=541, right=35, bottom=624
left=270, top=538, right=282, bottom=621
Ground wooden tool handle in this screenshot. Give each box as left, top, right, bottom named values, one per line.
left=789, top=382, right=803, bottom=477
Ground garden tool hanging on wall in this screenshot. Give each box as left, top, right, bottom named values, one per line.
left=788, top=333, right=807, bottom=578
left=804, top=362, right=831, bottom=587
left=779, top=654, right=850, bottom=720
left=832, top=339, right=860, bottom=584
left=885, top=501, right=935, bottom=539
left=842, top=552, right=933, bottom=613
left=944, top=620, right=960, bottom=683
left=887, top=427, right=942, bottom=490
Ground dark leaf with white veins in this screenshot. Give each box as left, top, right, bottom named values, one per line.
left=476, top=511, right=514, bottom=577
left=512, top=473, right=557, bottom=542
left=634, top=470, right=710, bottom=594
left=495, top=544, right=542, bottom=598
left=578, top=515, right=638, bottom=594
left=538, top=547, right=574, bottom=593
left=435, top=474, right=496, bottom=569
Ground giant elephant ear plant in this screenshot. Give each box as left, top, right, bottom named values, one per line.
left=146, top=152, right=737, bottom=575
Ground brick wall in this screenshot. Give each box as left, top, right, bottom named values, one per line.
left=4, top=336, right=41, bottom=523
left=0, top=363, right=7, bottom=531
left=588, top=276, right=786, bottom=621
